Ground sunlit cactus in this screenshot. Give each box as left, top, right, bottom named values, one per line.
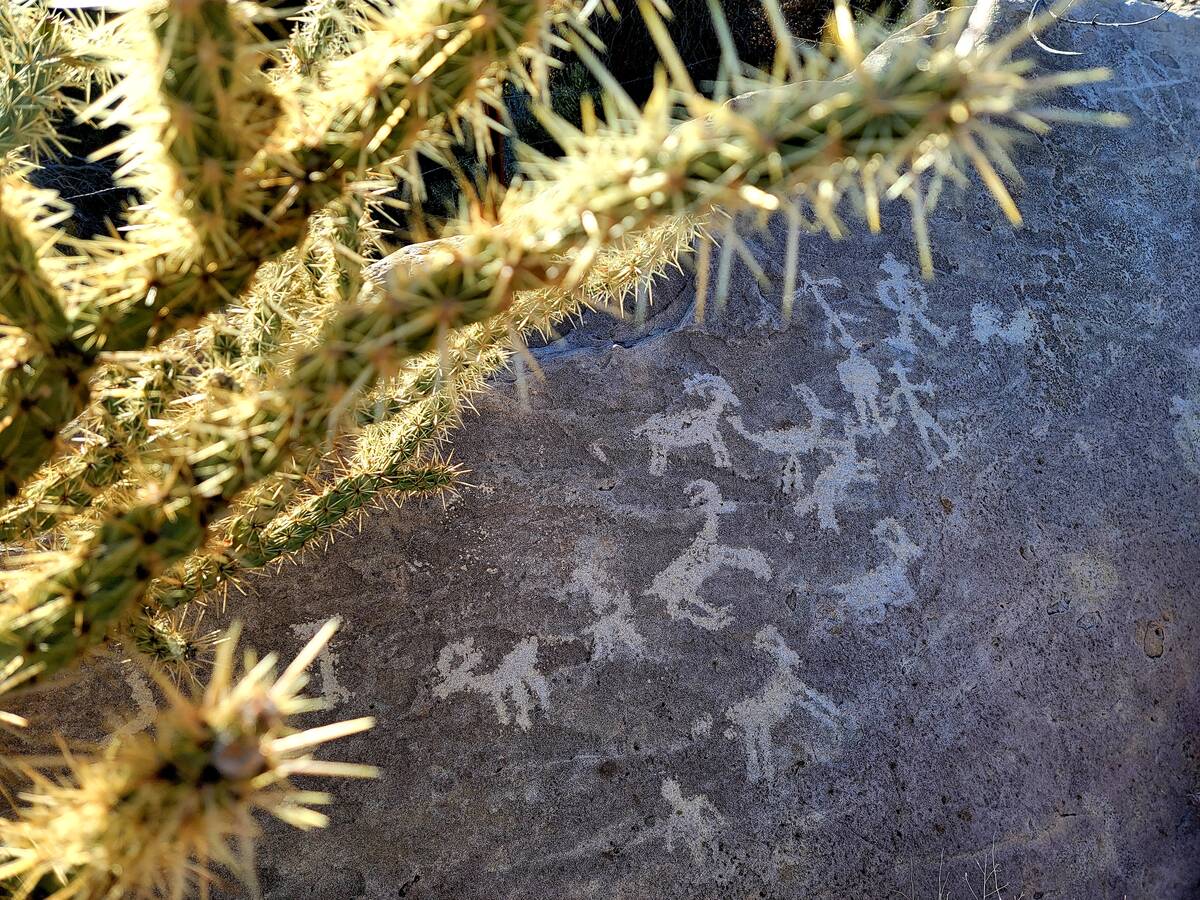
left=0, top=0, right=1117, bottom=891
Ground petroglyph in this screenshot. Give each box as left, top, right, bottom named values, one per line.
left=801, top=272, right=895, bottom=434
left=660, top=778, right=727, bottom=867
left=565, top=560, right=647, bottom=661
left=793, top=431, right=879, bottom=531
left=725, top=626, right=841, bottom=783
left=290, top=619, right=352, bottom=707
left=830, top=519, right=922, bottom=623
left=971, top=303, right=1038, bottom=346
left=875, top=254, right=957, bottom=354
left=887, top=362, right=961, bottom=470
left=110, top=666, right=157, bottom=741
left=728, top=384, right=839, bottom=495
left=434, top=637, right=550, bottom=730
left=645, top=480, right=771, bottom=631
left=635, top=373, right=740, bottom=475
left=1170, top=392, right=1200, bottom=476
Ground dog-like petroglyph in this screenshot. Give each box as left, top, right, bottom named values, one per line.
left=434, top=637, right=550, bottom=730
left=728, top=383, right=840, bottom=496
left=971, top=302, right=1038, bottom=347
left=565, top=560, right=647, bottom=661
left=875, top=254, right=957, bottom=354
left=635, top=373, right=740, bottom=475
left=645, top=480, right=771, bottom=631
left=830, top=518, right=922, bottom=623
left=660, top=778, right=727, bottom=867
left=725, top=626, right=841, bottom=784
left=887, top=362, right=961, bottom=470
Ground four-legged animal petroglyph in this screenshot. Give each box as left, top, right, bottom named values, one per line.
left=566, top=561, right=647, bottom=661
left=635, top=374, right=741, bottom=475
left=875, top=254, right=957, bottom=354
left=434, top=637, right=551, bottom=730
left=660, top=778, right=727, bottom=866
left=830, top=518, right=922, bottom=623
left=725, top=626, right=841, bottom=783
left=793, top=431, right=879, bottom=532
left=887, top=362, right=960, bottom=470
left=728, top=383, right=839, bottom=495
left=645, top=480, right=771, bottom=631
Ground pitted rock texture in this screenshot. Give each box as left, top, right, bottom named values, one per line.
left=34, top=1, right=1200, bottom=897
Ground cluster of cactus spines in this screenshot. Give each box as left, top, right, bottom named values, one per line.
left=0, top=620, right=375, bottom=897
left=0, top=0, right=1116, bottom=888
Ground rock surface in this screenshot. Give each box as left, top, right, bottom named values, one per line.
left=40, top=1, right=1200, bottom=897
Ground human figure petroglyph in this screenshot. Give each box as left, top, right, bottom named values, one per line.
left=875, top=254, right=956, bottom=354
left=725, top=626, right=841, bottom=784
left=800, top=272, right=895, bottom=435
left=434, top=636, right=550, bottom=730
left=565, top=560, right=647, bottom=661
left=645, top=480, right=771, bottom=631
left=635, top=373, right=740, bottom=475
left=660, top=778, right=727, bottom=867
left=887, top=362, right=961, bottom=470
left=830, top=518, right=922, bottom=623
left=793, top=431, right=879, bottom=532
left=728, top=383, right=839, bottom=495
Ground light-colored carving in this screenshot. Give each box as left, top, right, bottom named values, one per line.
left=830, top=518, right=922, bottom=623
left=793, top=431, right=879, bottom=532
left=290, top=619, right=352, bottom=707
left=728, top=383, right=839, bottom=495
left=433, top=637, right=550, bottom=731
left=971, top=302, right=1037, bottom=346
left=660, top=778, right=727, bottom=866
left=725, top=626, right=841, bottom=783
left=634, top=373, right=740, bottom=475
left=875, top=254, right=956, bottom=353
left=110, top=666, right=156, bottom=742
left=1170, top=393, right=1200, bottom=476
left=566, top=561, right=647, bottom=661
left=644, top=480, right=771, bottom=631
left=801, top=272, right=895, bottom=434
left=887, top=362, right=961, bottom=470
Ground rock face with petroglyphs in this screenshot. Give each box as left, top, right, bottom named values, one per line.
left=52, top=1, right=1200, bottom=896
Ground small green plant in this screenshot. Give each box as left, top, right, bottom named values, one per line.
left=0, top=0, right=1116, bottom=892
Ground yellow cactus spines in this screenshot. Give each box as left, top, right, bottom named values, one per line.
left=0, top=180, right=93, bottom=501
left=0, top=620, right=376, bottom=898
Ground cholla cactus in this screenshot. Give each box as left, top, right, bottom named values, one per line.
left=0, top=0, right=1116, bottom=890
left=0, top=620, right=375, bottom=897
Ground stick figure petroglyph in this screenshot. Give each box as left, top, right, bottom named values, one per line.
left=725, top=626, right=841, bottom=784
left=645, top=480, right=771, bottom=631
left=433, top=637, right=550, bottom=730
left=830, top=518, right=922, bottom=623
left=565, top=561, right=647, bottom=661
left=875, top=254, right=956, bottom=354
left=635, top=374, right=740, bottom=475
left=887, top=362, right=960, bottom=470
left=728, top=383, right=839, bottom=495
left=801, top=272, right=895, bottom=435
left=793, top=431, right=879, bottom=532
left=660, top=778, right=727, bottom=866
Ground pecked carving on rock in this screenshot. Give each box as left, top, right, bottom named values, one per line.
left=34, top=1, right=1198, bottom=896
